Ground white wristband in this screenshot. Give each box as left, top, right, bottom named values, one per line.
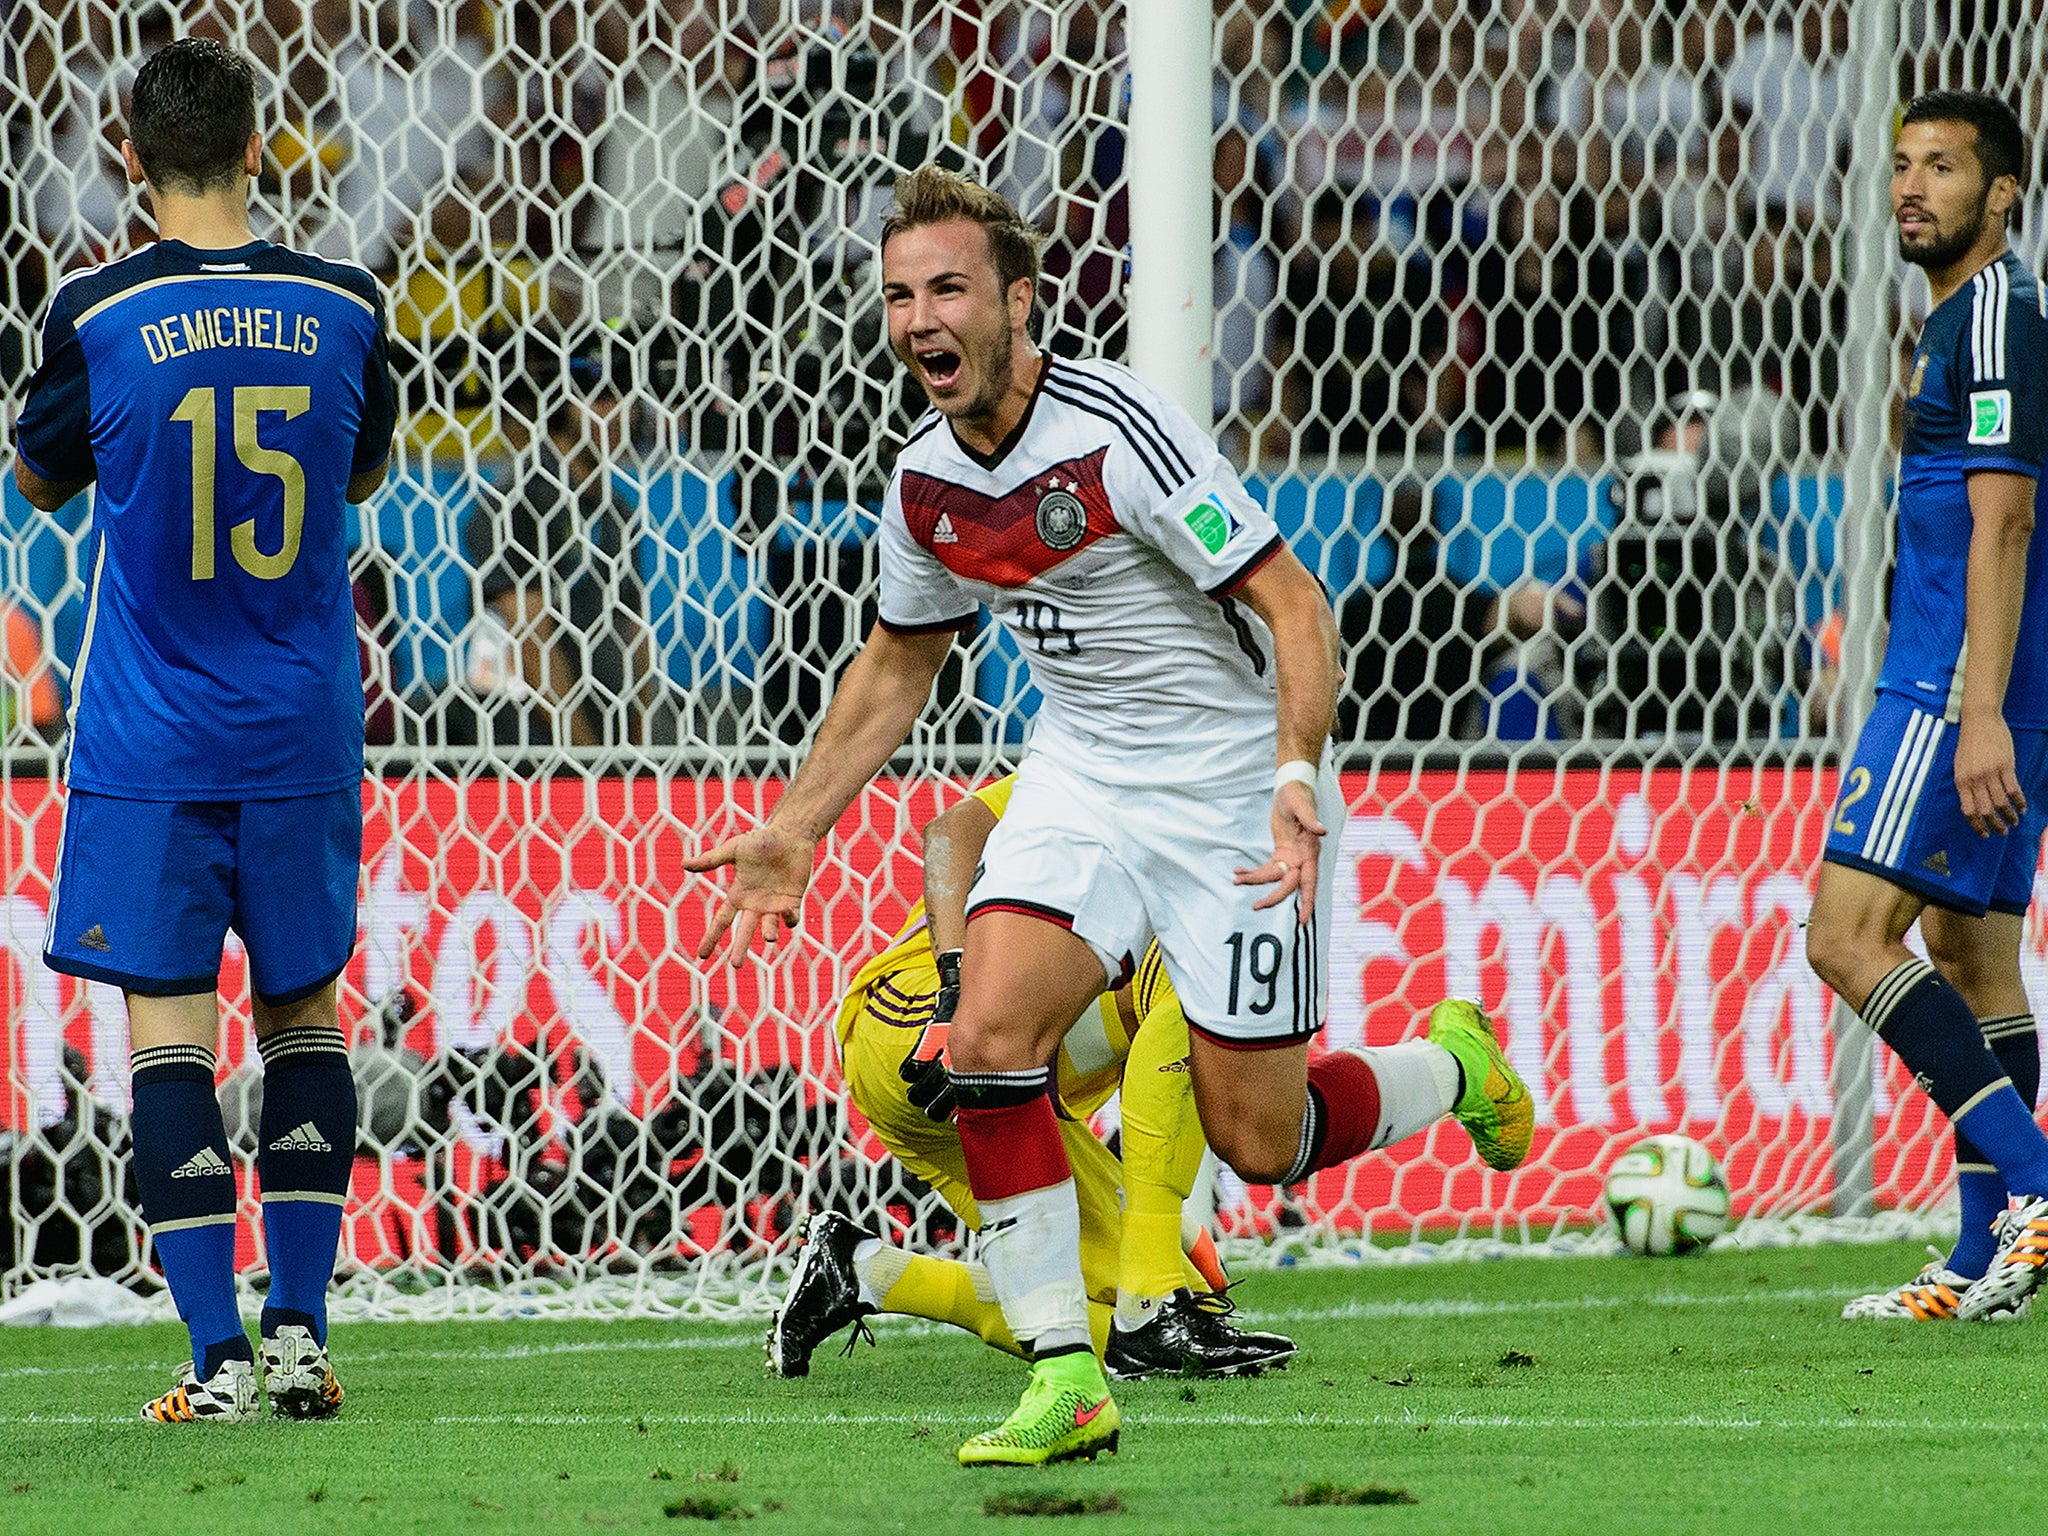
left=1273, top=759, right=1318, bottom=793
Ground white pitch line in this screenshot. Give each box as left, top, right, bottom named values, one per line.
left=1240, top=1284, right=1863, bottom=1324
left=0, top=1329, right=763, bottom=1381
left=424, top=1410, right=2048, bottom=1434
left=0, top=1285, right=1880, bottom=1385
left=4, top=1409, right=2035, bottom=1435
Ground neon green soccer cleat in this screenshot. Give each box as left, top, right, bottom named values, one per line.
left=1428, top=998, right=1534, bottom=1172
left=957, top=1352, right=1121, bottom=1468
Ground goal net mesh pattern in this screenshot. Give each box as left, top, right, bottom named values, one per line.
left=3, top=1, right=2043, bottom=1317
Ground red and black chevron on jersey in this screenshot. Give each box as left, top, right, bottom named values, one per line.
left=876, top=355, right=1293, bottom=791
left=899, top=447, right=1120, bottom=588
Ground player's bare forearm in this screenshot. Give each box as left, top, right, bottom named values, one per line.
left=1231, top=549, right=1339, bottom=922
left=920, top=794, right=999, bottom=956
left=1235, top=549, right=1340, bottom=767
left=685, top=623, right=954, bottom=962
left=772, top=624, right=956, bottom=841
left=13, top=459, right=92, bottom=511
left=1956, top=470, right=2037, bottom=834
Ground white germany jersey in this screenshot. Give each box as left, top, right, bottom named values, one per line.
left=878, top=356, right=1288, bottom=793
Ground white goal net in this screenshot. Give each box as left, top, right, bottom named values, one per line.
left=3, top=0, right=2045, bottom=1318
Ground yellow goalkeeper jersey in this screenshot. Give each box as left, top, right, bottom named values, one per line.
left=833, top=773, right=1175, bottom=1118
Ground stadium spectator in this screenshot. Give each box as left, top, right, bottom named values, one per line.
left=311, top=0, right=504, bottom=271
left=582, top=3, right=736, bottom=325
left=1336, top=481, right=1502, bottom=743
left=1272, top=189, right=1443, bottom=461
left=1488, top=388, right=1805, bottom=742
left=461, top=335, right=662, bottom=750
left=1724, top=5, right=1848, bottom=225
left=1722, top=4, right=1850, bottom=453
left=1212, top=6, right=1289, bottom=458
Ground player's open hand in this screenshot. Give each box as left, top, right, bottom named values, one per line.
left=683, top=823, right=818, bottom=964
left=1234, top=780, right=1328, bottom=924
left=1955, top=714, right=2027, bottom=837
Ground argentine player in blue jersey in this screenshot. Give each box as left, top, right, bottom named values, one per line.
left=12, top=41, right=395, bottom=1420
left=1806, top=93, right=2048, bottom=1324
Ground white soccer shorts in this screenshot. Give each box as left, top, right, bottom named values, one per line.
left=966, top=752, right=1339, bottom=1048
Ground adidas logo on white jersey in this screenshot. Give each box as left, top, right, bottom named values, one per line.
left=269, top=1121, right=333, bottom=1154
left=932, top=512, right=959, bottom=544
left=172, top=1147, right=232, bottom=1178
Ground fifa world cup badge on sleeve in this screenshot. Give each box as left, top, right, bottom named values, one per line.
left=1968, top=389, right=2012, bottom=445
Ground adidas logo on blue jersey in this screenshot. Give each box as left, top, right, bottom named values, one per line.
left=1921, top=849, right=1951, bottom=876
left=171, top=1147, right=232, bottom=1178
left=269, top=1121, right=333, bottom=1153
left=78, top=925, right=110, bottom=952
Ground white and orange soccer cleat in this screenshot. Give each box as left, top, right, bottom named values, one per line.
left=261, top=1324, right=346, bottom=1419
left=1957, top=1195, right=2048, bottom=1321
left=1841, top=1256, right=1975, bottom=1321
left=139, top=1357, right=260, bottom=1424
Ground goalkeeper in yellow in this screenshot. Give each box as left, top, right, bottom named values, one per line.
left=768, top=774, right=1296, bottom=1379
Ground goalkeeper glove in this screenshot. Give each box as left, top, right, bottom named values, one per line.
left=901, top=948, right=961, bottom=1121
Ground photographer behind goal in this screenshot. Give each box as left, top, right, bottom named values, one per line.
left=1495, top=388, right=1806, bottom=743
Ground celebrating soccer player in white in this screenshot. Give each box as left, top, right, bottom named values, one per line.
left=687, top=167, right=1528, bottom=1465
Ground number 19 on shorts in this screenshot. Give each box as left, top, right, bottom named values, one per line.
left=1224, top=930, right=1284, bottom=1015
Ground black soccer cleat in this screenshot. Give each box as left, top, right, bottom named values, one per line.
left=766, top=1211, right=877, bottom=1378
left=1103, top=1289, right=1297, bottom=1381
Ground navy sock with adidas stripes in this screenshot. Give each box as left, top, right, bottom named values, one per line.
left=255, top=1024, right=357, bottom=1344
left=130, top=1042, right=249, bottom=1380
left=1865, top=962, right=2048, bottom=1200
left=1950, top=1015, right=2039, bottom=1277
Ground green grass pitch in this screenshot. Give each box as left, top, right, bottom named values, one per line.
left=0, top=1241, right=2034, bottom=1534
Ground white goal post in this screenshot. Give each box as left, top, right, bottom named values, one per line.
left=3, top=1, right=2044, bottom=1319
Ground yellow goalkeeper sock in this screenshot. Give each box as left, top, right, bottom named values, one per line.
left=867, top=1247, right=1024, bottom=1358
left=1115, top=965, right=1211, bottom=1325
left=1118, top=1180, right=1192, bottom=1313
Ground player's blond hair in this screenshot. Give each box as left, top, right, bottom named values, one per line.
left=881, top=165, right=1044, bottom=304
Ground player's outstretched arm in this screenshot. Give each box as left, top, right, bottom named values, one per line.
left=1230, top=548, right=1340, bottom=923
left=1955, top=469, right=2036, bottom=836
left=686, top=622, right=955, bottom=963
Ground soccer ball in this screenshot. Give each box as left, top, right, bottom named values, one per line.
left=1602, top=1134, right=1731, bottom=1256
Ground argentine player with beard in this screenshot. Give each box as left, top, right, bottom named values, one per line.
left=1807, top=93, right=2048, bottom=1324
left=13, top=41, right=395, bottom=1419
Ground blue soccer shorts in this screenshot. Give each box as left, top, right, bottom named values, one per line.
left=1823, top=691, right=2048, bottom=917
left=43, top=787, right=363, bottom=1005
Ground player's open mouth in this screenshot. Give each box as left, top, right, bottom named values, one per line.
left=1898, top=209, right=1932, bottom=237
left=917, top=348, right=962, bottom=391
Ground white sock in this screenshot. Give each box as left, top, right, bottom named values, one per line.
left=1355, top=1040, right=1462, bottom=1148
left=977, top=1179, right=1091, bottom=1353
left=1113, top=1289, right=1167, bottom=1331
left=851, top=1237, right=895, bottom=1308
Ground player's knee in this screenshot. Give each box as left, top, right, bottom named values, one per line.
left=944, top=1006, right=1041, bottom=1075
left=1803, top=893, right=1890, bottom=997
left=1803, top=918, right=1855, bottom=997
left=1204, top=1120, right=1297, bottom=1187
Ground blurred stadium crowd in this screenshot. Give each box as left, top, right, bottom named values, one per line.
left=2, top=1, right=2042, bottom=750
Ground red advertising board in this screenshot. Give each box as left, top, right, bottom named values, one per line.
left=5, top=768, right=2044, bottom=1237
